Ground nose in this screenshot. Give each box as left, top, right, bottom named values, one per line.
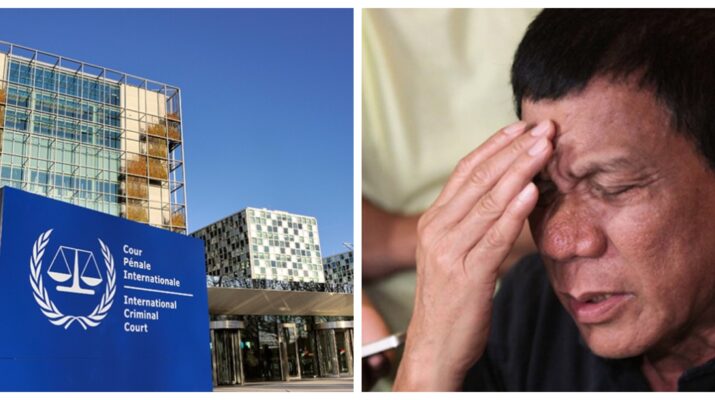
left=534, top=194, right=607, bottom=262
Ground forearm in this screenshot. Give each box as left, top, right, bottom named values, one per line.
left=362, top=197, right=420, bottom=279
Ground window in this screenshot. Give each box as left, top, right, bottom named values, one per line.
left=8, top=87, right=30, bottom=107
left=35, top=68, right=56, bottom=91
left=33, top=115, right=55, bottom=136
left=9, top=62, right=31, bottom=85
left=11, top=168, right=22, bottom=181
left=59, top=74, right=80, bottom=96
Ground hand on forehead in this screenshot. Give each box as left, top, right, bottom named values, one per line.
left=521, top=79, right=675, bottom=188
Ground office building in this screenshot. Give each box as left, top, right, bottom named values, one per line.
left=192, top=209, right=353, bottom=386
left=323, top=251, right=353, bottom=286
left=0, top=41, right=187, bottom=233
left=194, top=207, right=325, bottom=283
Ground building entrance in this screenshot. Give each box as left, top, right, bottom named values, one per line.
left=315, top=321, right=354, bottom=378
left=279, top=323, right=302, bottom=380
left=209, top=320, right=245, bottom=386
left=210, top=320, right=282, bottom=384
left=210, top=318, right=353, bottom=386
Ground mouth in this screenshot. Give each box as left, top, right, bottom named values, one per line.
left=565, top=292, right=633, bottom=324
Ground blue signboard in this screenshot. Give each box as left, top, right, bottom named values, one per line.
left=0, top=188, right=212, bottom=391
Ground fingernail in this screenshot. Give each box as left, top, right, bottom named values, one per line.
left=530, top=120, right=551, bottom=137
left=517, top=183, right=536, bottom=201
left=528, top=138, right=549, bottom=156
left=503, top=121, right=527, bottom=137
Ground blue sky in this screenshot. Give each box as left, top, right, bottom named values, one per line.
left=0, top=9, right=354, bottom=256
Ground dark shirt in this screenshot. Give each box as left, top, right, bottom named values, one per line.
left=462, top=254, right=715, bottom=391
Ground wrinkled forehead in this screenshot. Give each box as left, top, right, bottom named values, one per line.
left=520, top=79, right=674, bottom=178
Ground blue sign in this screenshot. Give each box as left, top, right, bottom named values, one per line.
left=0, top=188, right=212, bottom=391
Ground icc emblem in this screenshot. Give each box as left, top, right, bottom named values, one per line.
left=29, top=229, right=116, bottom=330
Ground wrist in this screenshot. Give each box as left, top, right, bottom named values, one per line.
left=394, top=326, right=469, bottom=391
left=385, top=213, right=420, bottom=272
left=394, top=348, right=467, bottom=391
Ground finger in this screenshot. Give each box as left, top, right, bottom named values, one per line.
left=432, top=121, right=528, bottom=208
left=367, top=353, right=392, bottom=374
left=463, top=182, right=539, bottom=283
left=445, top=136, right=552, bottom=255
left=431, top=120, right=553, bottom=231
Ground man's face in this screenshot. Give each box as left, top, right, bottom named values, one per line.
left=523, top=78, right=715, bottom=358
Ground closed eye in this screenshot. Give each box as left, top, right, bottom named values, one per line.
left=592, top=184, right=635, bottom=199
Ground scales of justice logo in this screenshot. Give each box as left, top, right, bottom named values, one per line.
left=29, top=229, right=116, bottom=330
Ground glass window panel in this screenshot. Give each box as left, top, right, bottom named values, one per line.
left=11, top=168, right=22, bottom=181
left=8, top=87, right=30, bottom=107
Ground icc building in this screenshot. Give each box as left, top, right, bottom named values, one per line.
left=192, top=208, right=354, bottom=385
left=0, top=41, right=187, bottom=233
left=0, top=41, right=352, bottom=389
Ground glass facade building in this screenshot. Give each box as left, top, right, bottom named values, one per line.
left=193, top=207, right=325, bottom=283
left=323, top=251, right=353, bottom=285
left=0, top=41, right=187, bottom=233
left=194, top=209, right=353, bottom=386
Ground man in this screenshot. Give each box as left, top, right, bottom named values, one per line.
left=361, top=9, right=539, bottom=389
left=394, top=10, right=715, bottom=391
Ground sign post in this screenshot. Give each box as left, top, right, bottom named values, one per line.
left=0, top=187, right=212, bottom=391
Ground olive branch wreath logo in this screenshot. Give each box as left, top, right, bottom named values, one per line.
left=29, top=229, right=116, bottom=330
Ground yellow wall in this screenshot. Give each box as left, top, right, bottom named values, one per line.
left=0, top=53, right=7, bottom=84
left=120, top=83, right=172, bottom=228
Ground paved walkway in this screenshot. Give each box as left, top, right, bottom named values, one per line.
left=213, top=377, right=354, bottom=392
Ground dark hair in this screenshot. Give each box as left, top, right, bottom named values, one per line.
left=511, top=9, right=715, bottom=169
